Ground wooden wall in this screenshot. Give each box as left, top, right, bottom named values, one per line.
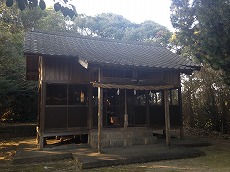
left=35, top=56, right=180, bottom=86
left=100, top=68, right=180, bottom=86
left=138, top=70, right=180, bottom=86
left=42, top=56, right=89, bottom=83
left=26, top=55, right=39, bottom=80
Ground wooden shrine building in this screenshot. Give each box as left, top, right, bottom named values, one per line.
left=24, top=30, right=200, bottom=150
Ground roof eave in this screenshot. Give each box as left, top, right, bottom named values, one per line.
left=24, top=52, right=77, bottom=59
left=87, top=61, right=198, bottom=73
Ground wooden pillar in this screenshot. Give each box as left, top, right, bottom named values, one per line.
left=124, top=89, right=128, bottom=129
left=36, top=85, right=41, bottom=144
left=145, top=90, right=150, bottom=127
left=164, top=89, right=171, bottom=147
left=88, top=85, right=93, bottom=130
left=98, top=68, right=103, bottom=153
left=169, top=89, right=173, bottom=105
left=178, top=87, right=184, bottom=139
left=38, top=133, right=44, bottom=150
left=39, top=81, right=46, bottom=150
left=105, top=90, right=108, bottom=127
left=38, top=56, right=45, bottom=150
left=66, top=85, right=69, bottom=128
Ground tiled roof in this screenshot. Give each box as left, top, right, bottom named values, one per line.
left=24, top=30, right=200, bottom=71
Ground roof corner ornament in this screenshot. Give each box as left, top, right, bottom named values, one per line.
left=78, top=59, right=88, bottom=69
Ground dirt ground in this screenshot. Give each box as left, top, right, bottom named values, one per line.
left=0, top=135, right=230, bottom=172
left=89, top=140, right=230, bottom=172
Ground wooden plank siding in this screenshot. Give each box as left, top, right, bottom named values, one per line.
left=100, top=68, right=180, bottom=87
left=26, top=55, right=39, bottom=80
left=42, top=56, right=89, bottom=83
left=27, top=55, right=180, bottom=87
left=138, top=70, right=180, bottom=86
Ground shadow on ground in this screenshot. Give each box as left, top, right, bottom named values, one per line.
left=11, top=136, right=210, bottom=169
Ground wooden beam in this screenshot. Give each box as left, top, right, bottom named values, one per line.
left=98, top=68, right=103, bottom=153
left=164, top=89, right=171, bottom=146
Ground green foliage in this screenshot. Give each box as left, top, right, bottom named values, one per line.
left=20, top=7, right=70, bottom=31
left=73, top=13, right=172, bottom=46
left=170, top=0, right=230, bottom=85
left=0, top=30, right=38, bottom=122
left=171, top=0, right=230, bottom=134
left=182, top=66, right=230, bottom=133
left=0, top=1, right=74, bottom=122
left=19, top=7, right=46, bottom=30
left=36, top=8, right=71, bottom=32
left=5, top=0, right=77, bottom=18
left=0, top=2, right=23, bottom=33
left=73, top=13, right=135, bottom=39
left=0, top=2, right=38, bottom=122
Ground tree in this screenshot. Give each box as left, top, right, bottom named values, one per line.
left=0, top=2, right=38, bottom=122
left=5, top=0, right=77, bottom=18
left=73, top=13, right=171, bottom=45
left=182, top=65, right=230, bottom=134
left=20, top=7, right=70, bottom=31
left=0, top=1, right=71, bottom=122
left=170, top=0, right=230, bottom=85
left=0, top=1, right=23, bottom=33
left=73, top=13, right=136, bottom=39
left=124, top=20, right=171, bottom=45
left=36, top=8, right=71, bottom=31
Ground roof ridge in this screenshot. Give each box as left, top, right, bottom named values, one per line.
left=30, top=30, right=163, bottom=47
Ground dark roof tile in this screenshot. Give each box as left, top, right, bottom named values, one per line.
left=24, top=30, right=200, bottom=71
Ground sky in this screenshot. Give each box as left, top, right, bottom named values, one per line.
left=46, top=0, right=174, bottom=31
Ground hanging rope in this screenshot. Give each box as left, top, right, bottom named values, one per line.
left=91, top=82, right=180, bottom=91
